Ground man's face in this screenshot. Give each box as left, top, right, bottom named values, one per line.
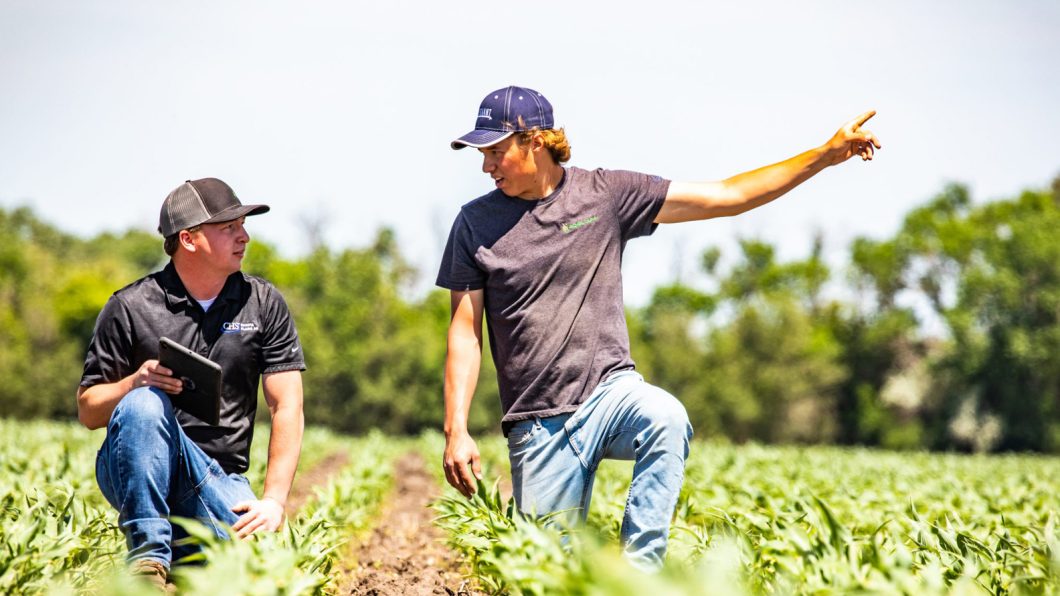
left=478, top=135, right=538, bottom=198
left=186, top=217, right=250, bottom=275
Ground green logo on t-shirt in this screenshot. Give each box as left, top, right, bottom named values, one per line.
left=560, top=215, right=599, bottom=234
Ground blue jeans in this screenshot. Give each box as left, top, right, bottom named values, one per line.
left=95, top=387, right=256, bottom=569
left=506, top=371, right=693, bottom=570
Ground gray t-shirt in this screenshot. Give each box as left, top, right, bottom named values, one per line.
left=436, top=166, right=669, bottom=425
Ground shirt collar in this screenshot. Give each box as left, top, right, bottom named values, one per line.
left=159, top=261, right=245, bottom=309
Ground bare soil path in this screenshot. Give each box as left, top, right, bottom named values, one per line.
left=334, top=451, right=480, bottom=595
left=286, top=451, right=350, bottom=516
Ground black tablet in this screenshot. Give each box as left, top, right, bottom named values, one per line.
left=158, top=337, right=222, bottom=425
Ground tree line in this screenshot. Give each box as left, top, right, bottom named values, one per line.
left=2, top=177, right=1058, bottom=452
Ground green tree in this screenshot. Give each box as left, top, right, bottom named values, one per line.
left=0, top=208, right=158, bottom=419
left=252, top=229, right=499, bottom=436
left=633, top=237, right=846, bottom=444
left=848, top=180, right=1060, bottom=452
left=928, top=186, right=1060, bottom=451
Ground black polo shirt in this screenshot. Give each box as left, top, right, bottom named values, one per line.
left=81, top=262, right=305, bottom=474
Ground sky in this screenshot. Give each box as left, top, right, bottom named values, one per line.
left=2, top=1, right=1058, bottom=305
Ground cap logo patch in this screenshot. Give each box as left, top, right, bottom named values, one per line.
left=478, top=108, right=493, bottom=120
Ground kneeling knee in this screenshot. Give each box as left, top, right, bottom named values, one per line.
left=647, top=396, right=693, bottom=457
left=111, top=387, right=173, bottom=429
left=654, top=395, right=691, bottom=432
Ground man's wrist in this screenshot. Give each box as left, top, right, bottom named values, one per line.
left=444, top=426, right=469, bottom=441
left=444, top=415, right=469, bottom=439
left=120, top=374, right=136, bottom=395
left=262, top=494, right=286, bottom=507
left=818, top=142, right=841, bottom=167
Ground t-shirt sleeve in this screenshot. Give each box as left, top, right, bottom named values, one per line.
left=80, top=296, right=134, bottom=388
left=436, top=211, right=487, bottom=291
left=259, top=286, right=306, bottom=374
left=606, top=169, right=671, bottom=242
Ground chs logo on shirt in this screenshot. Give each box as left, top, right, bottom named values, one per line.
left=221, top=321, right=260, bottom=334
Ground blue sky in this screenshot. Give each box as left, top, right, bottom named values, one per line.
left=2, top=1, right=1057, bottom=304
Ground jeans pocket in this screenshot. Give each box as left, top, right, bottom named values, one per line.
left=176, top=459, right=223, bottom=505
left=507, top=427, right=535, bottom=450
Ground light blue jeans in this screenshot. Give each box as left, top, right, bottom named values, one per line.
left=95, top=387, right=256, bottom=569
left=506, top=371, right=693, bottom=570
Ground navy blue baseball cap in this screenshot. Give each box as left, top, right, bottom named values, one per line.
left=450, top=86, right=555, bottom=150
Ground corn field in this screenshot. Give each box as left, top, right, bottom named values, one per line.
left=2, top=419, right=1058, bottom=594
left=0, top=419, right=400, bottom=594
left=433, top=435, right=1060, bottom=595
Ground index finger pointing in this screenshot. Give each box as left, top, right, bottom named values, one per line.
left=852, top=109, right=877, bottom=128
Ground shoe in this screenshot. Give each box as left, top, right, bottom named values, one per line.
left=130, top=559, right=168, bottom=591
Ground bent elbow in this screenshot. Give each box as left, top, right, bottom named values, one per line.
left=78, top=409, right=98, bottom=430
left=77, top=406, right=104, bottom=430
left=76, top=392, right=104, bottom=430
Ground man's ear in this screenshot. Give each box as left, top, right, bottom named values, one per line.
left=178, top=230, right=197, bottom=252
left=529, top=132, right=545, bottom=152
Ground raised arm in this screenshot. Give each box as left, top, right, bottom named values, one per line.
left=231, top=369, right=304, bottom=537
left=442, top=289, right=485, bottom=498
left=655, top=110, right=881, bottom=224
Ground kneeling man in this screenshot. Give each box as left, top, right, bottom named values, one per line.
left=77, top=178, right=306, bottom=587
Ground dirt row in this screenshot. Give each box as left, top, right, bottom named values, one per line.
left=288, top=450, right=480, bottom=595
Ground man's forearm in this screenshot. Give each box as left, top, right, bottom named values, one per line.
left=78, top=360, right=184, bottom=430
left=440, top=324, right=483, bottom=436
left=717, top=145, right=831, bottom=216
left=443, top=345, right=481, bottom=438
left=663, top=145, right=832, bottom=222
left=705, top=111, right=881, bottom=216
left=658, top=111, right=880, bottom=224
left=442, top=321, right=485, bottom=497
left=78, top=376, right=136, bottom=429
left=262, top=402, right=303, bottom=505
left=445, top=288, right=484, bottom=441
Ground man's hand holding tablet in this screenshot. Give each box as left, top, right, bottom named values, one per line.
left=158, top=337, right=222, bottom=425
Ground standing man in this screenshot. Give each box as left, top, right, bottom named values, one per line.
left=437, top=86, right=880, bottom=569
left=77, top=178, right=306, bottom=588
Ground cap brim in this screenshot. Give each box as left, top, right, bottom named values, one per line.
left=202, top=204, right=270, bottom=225
left=450, top=129, right=514, bottom=150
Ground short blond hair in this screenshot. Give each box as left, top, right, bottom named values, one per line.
left=516, top=128, right=571, bottom=164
